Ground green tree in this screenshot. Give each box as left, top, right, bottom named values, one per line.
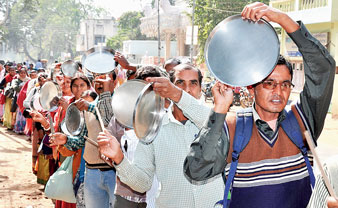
left=107, top=11, right=150, bottom=50
left=2, top=0, right=104, bottom=62
left=0, top=0, right=19, bottom=27
left=189, top=0, right=269, bottom=63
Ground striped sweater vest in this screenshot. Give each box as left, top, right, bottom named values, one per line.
left=224, top=104, right=313, bottom=208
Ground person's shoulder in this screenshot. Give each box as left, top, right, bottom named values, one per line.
left=226, top=111, right=237, bottom=123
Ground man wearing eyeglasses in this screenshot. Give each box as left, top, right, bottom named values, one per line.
left=180, top=2, right=336, bottom=208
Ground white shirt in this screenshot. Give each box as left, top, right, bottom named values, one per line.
left=120, top=130, right=159, bottom=207
left=115, top=91, right=224, bottom=208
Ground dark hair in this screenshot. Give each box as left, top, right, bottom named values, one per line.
left=37, top=72, right=48, bottom=81
left=75, top=61, right=82, bottom=70
left=29, top=70, right=37, bottom=74
left=5, top=62, right=13, bottom=67
left=18, top=68, right=27, bottom=75
left=252, top=54, right=293, bottom=88
left=277, top=54, right=293, bottom=80
left=70, top=75, right=91, bottom=90
left=135, top=65, right=168, bottom=80
left=163, top=58, right=181, bottom=71
left=82, top=90, right=98, bottom=100
left=164, top=58, right=181, bottom=66
left=126, top=70, right=136, bottom=79
left=9, top=66, right=17, bottom=71
left=169, top=64, right=203, bottom=86
left=110, top=70, right=117, bottom=80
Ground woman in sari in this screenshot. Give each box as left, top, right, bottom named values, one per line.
left=0, top=66, right=16, bottom=129
left=13, top=68, right=30, bottom=134
left=31, top=74, right=92, bottom=208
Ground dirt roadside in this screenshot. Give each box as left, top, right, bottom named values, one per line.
left=0, top=127, right=53, bottom=208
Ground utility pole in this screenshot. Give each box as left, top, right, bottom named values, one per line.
left=190, top=0, right=196, bottom=63
left=157, top=0, right=161, bottom=65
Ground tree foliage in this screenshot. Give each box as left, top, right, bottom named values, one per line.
left=0, top=0, right=19, bottom=26
left=107, top=11, right=150, bottom=50
left=189, top=0, right=269, bottom=63
left=2, top=0, right=105, bottom=62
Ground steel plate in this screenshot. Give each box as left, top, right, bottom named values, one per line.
left=61, top=60, right=79, bottom=77
left=64, top=103, right=84, bottom=136
left=39, top=81, right=62, bottom=112
left=205, top=14, right=280, bottom=86
left=112, top=80, right=164, bottom=143
left=82, top=47, right=116, bottom=74
left=133, top=83, right=164, bottom=144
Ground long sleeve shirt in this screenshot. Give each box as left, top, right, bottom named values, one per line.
left=183, top=21, right=336, bottom=183
left=114, top=92, right=225, bottom=208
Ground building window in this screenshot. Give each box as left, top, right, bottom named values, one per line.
left=96, top=24, right=104, bottom=34
left=94, top=35, right=105, bottom=45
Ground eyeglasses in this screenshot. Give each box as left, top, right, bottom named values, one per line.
left=261, top=80, right=294, bottom=90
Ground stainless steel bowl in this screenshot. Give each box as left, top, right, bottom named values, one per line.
left=205, top=15, right=280, bottom=87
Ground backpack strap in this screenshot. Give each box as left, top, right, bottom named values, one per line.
left=280, top=108, right=315, bottom=188
left=216, top=108, right=253, bottom=207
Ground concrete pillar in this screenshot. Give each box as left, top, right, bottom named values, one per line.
left=280, top=29, right=287, bottom=56
left=176, top=29, right=181, bottom=56
left=165, top=32, right=171, bottom=60
left=330, top=21, right=338, bottom=118
left=178, top=29, right=185, bottom=56
left=331, top=75, right=338, bottom=118
left=295, top=0, right=299, bottom=11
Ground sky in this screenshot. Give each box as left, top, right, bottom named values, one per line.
left=93, top=0, right=149, bottom=18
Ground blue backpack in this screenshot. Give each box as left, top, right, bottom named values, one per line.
left=216, top=108, right=316, bottom=208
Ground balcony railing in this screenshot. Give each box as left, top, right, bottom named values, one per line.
left=271, top=0, right=296, bottom=12
left=271, top=0, right=328, bottom=12
left=299, top=0, right=328, bottom=10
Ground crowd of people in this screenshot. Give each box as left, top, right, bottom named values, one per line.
left=0, top=2, right=338, bottom=208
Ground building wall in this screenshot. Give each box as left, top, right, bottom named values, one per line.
left=76, top=18, right=118, bottom=52
left=122, top=40, right=178, bottom=64
left=270, top=0, right=338, bottom=116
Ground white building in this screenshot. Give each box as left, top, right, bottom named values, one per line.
left=270, top=0, right=338, bottom=91
left=76, top=17, right=118, bottom=52
left=270, top=0, right=338, bottom=116
left=123, top=40, right=178, bottom=64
